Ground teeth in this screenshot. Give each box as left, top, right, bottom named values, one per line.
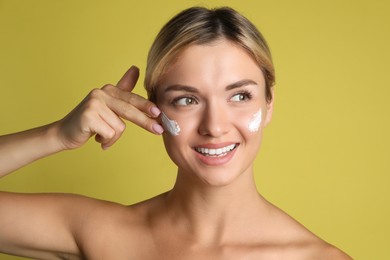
left=195, top=144, right=236, bottom=156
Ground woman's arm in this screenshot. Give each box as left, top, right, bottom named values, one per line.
left=0, top=192, right=83, bottom=259
left=0, top=191, right=131, bottom=259
left=0, top=123, right=64, bottom=177
left=0, top=66, right=163, bottom=178
left=0, top=66, right=162, bottom=257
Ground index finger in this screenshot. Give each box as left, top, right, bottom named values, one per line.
left=116, top=66, right=140, bottom=92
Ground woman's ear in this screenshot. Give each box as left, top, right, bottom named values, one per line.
left=264, top=89, right=274, bottom=127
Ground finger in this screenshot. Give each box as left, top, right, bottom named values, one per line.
left=95, top=134, right=117, bottom=150
left=95, top=129, right=123, bottom=150
left=106, top=98, right=164, bottom=135
left=102, top=85, right=161, bottom=118
left=96, top=108, right=126, bottom=149
left=90, top=117, right=116, bottom=146
left=124, top=92, right=161, bottom=117
left=116, top=66, right=140, bottom=92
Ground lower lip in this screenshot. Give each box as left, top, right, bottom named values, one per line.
left=194, top=145, right=238, bottom=166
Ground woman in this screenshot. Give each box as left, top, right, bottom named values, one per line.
left=0, top=7, right=351, bottom=259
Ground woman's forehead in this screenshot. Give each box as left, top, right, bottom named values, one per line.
left=160, top=41, right=265, bottom=90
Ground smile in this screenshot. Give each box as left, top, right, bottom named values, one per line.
left=194, top=144, right=237, bottom=157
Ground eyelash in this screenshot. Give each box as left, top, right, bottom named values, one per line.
left=171, top=95, right=199, bottom=106
left=230, top=90, right=253, bottom=102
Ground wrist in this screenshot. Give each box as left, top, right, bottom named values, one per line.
left=44, top=121, right=69, bottom=153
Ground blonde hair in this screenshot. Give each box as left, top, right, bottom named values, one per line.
left=144, top=6, right=275, bottom=103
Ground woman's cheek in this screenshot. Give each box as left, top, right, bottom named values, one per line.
left=161, top=107, right=265, bottom=138
left=161, top=112, right=198, bottom=137
left=161, top=112, right=181, bottom=136
left=247, top=108, right=263, bottom=132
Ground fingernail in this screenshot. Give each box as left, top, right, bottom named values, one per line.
left=130, top=65, right=139, bottom=71
left=152, top=123, right=164, bottom=134
left=150, top=106, right=161, bottom=117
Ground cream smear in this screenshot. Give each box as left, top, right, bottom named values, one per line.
left=248, top=109, right=262, bottom=132
left=161, top=112, right=181, bottom=136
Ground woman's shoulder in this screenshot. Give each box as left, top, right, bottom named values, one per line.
left=68, top=193, right=161, bottom=258
left=126, top=192, right=168, bottom=215
left=263, top=203, right=352, bottom=259
left=295, top=241, right=352, bottom=260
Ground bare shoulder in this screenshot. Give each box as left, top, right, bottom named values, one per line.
left=263, top=202, right=352, bottom=259
left=73, top=191, right=167, bottom=233
left=311, top=243, right=353, bottom=260
left=290, top=239, right=352, bottom=260
left=68, top=193, right=165, bottom=258
left=276, top=223, right=352, bottom=260
left=71, top=192, right=162, bottom=232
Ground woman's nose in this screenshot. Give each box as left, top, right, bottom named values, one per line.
left=198, top=103, right=230, bottom=137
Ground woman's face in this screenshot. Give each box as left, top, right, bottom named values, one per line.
left=156, top=40, right=273, bottom=186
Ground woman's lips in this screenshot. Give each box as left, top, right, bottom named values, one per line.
left=193, top=143, right=239, bottom=166
left=195, top=143, right=237, bottom=156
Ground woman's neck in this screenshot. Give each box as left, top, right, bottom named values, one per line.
left=163, top=166, right=270, bottom=245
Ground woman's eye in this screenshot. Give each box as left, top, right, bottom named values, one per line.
left=174, top=97, right=197, bottom=106
left=230, top=93, right=251, bottom=102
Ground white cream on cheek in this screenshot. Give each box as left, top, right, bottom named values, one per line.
left=161, top=112, right=181, bottom=136
left=248, top=108, right=262, bottom=132
left=161, top=108, right=262, bottom=135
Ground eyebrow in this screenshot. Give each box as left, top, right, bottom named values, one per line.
left=164, top=79, right=258, bottom=93
left=164, top=84, right=199, bottom=93
left=225, top=79, right=258, bottom=91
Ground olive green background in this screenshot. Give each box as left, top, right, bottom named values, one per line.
left=1, top=0, right=389, bottom=259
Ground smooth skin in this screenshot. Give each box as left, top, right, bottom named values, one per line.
left=0, top=41, right=352, bottom=259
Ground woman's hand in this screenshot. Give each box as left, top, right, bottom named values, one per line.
left=57, top=66, right=163, bottom=150
left=0, top=66, right=163, bottom=176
